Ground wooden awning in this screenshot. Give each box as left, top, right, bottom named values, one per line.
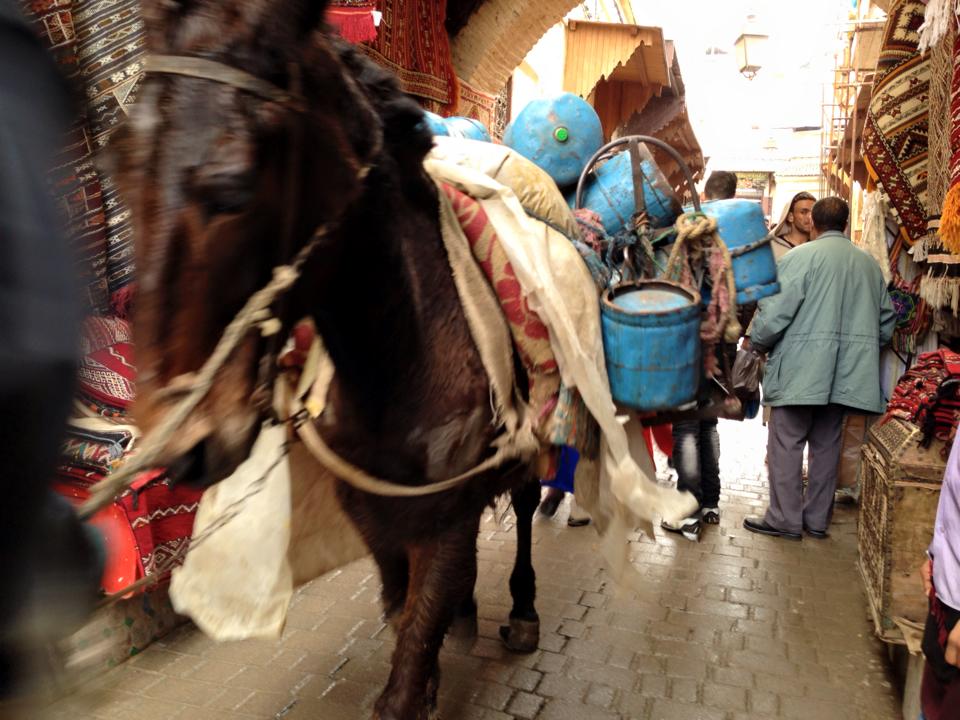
left=563, top=20, right=671, bottom=138
left=619, top=95, right=704, bottom=196
left=614, top=41, right=704, bottom=196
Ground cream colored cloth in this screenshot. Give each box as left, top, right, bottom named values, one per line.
left=169, top=424, right=294, bottom=639
left=859, top=191, right=893, bottom=285
left=426, top=138, right=698, bottom=541
left=169, top=423, right=368, bottom=640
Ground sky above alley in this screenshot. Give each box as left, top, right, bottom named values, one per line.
left=631, top=0, right=856, bottom=163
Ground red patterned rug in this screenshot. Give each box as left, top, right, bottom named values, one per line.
left=77, top=316, right=136, bottom=418
left=354, top=0, right=458, bottom=109
left=862, top=0, right=929, bottom=246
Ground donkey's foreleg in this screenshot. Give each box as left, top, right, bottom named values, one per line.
left=372, top=515, right=481, bottom=720
left=499, top=477, right=540, bottom=653
left=370, top=543, right=409, bottom=630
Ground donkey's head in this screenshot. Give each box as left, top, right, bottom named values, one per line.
left=110, top=0, right=421, bottom=481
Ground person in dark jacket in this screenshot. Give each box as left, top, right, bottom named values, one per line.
left=0, top=0, right=101, bottom=701
left=660, top=170, right=737, bottom=542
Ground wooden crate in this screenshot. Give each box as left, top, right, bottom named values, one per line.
left=858, top=419, right=944, bottom=641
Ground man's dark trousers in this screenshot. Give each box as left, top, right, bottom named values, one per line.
left=672, top=419, right=721, bottom=511
left=765, top=404, right=846, bottom=534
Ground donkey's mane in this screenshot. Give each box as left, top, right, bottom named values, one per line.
left=328, top=35, right=435, bottom=180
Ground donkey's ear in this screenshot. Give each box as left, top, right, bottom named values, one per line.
left=298, top=0, right=331, bottom=36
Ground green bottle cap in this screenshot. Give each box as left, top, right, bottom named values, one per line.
left=554, top=126, right=570, bottom=143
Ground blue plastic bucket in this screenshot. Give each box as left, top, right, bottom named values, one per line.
left=698, top=199, right=780, bottom=304
left=570, top=147, right=681, bottom=236
left=601, top=280, right=701, bottom=411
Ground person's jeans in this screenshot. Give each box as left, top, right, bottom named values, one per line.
left=671, top=419, right=721, bottom=511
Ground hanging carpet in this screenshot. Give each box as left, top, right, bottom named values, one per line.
left=21, top=0, right=144, bottom=317
left=355, top=0, right=458, bottom=109
left=862, top=0, right=930, bottom=246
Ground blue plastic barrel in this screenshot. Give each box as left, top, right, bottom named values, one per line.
left=601, top=280, right=701, bottom=411
left=445, top=116, right=492, bottom=142
left=698, top=199, right=780, bottom=304
left=570, top=148, right=681, bottom=236
left=420, top=110, right=450, bottom=136
left=503, top=93, right=603, bottom=188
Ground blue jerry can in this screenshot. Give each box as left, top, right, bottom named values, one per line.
left=698, top=199, right=780, bottom=304
left=444, top=116, right=492, bottom=142
left=421, top=110, right=450, bottom=136
left=569, top=146, right=681, bottom=236
left=601, top=280, right=701, bottom=411
left=503, top=93, right=603, bottom=189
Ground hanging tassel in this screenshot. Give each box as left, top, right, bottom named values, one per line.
left=941, top=183, right=960, bottom=254
left=326, top=6, right=378, bottom=44
left=918, top=0, right=957, bottom=54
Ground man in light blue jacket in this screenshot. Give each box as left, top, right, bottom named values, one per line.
left=744, top=197, right=895, bottom=540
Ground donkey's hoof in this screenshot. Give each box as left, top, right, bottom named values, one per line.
left=499, top=617, right=539, bottom=653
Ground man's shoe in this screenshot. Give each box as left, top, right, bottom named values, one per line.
left=804, top=526, right=829, bottom=539
left=567, top=497, right=591, bottom=528
left=701, top=507, right=720, bottom=525
left=743, top=517, right=801, bottom=541
left=538, top=488, right=563, bottom=518
left=662, top=515, right=701, bottom=542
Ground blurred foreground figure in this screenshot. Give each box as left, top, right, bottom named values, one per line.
left=0, top=0, right=102, bottom=700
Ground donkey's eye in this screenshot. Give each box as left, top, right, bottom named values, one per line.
left=191, top=127, right=256, bottom=216
left=193, top=173, right=256, bottom=216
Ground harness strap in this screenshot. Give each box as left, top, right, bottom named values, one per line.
left=292, top=395, right=538, bottom=497
left=145, top=55, right=303, bottom=109
left=283, top=336, right=540, bottom=498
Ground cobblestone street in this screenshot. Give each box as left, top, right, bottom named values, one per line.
left=42, top=416, right=902, bottom=720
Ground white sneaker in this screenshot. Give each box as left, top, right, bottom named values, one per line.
left=701, top=507, right=720, bottom=525
left=661, top=515, right=701, bottom=542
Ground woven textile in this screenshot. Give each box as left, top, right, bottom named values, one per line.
left=441, top=183, right=600, bottom=458
left=21, top=0, right=143, bottom=316
left=357, top=0, right=457, bottom=108
left=452, top=81, right=496, bottom=131
left=122, top=471, right=202, bottom=579
left=862, top=0, right=930, bottom=246
left=442, top=184, right=557, bottom=376
left=326, top=2, right=378, bottom=44
left=890, top=273, right=932, bottom=353
left=930, top=23, right=956, bottom=211
left=939, top=26, right=960, bottom=253
left=77, top=316, right=136, bottom=417
left=61, top=425, right=136, bottom=474
left=884, top=348, right=960, bottom=445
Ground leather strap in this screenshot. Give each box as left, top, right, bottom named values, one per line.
left=628, top=138, right=647, bottom=221
left=145, top=55, right=303, bottom=110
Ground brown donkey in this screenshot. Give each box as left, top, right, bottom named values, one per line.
left=109, top=1, right=544, bottom=717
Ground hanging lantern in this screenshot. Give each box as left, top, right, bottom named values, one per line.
left=734, top=15, right=768, bottom=79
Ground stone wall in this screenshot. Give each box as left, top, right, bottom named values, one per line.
left=451, top=0, right=579, bottom=93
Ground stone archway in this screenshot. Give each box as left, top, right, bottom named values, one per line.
left=451, top=0, right=580, bottom=93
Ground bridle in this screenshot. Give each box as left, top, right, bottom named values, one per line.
left=80, top=52, right=359, bottom=517
left=79, top=51, right=531, bottom=520
left=146, top=55, right=312, bottom=415
left=147, top=52, right=386, bottom=411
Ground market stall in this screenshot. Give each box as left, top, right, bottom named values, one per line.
left=850, top=1, right=960, bottom=716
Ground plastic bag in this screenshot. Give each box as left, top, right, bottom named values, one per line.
left=731, top=347, right=765, bottom=395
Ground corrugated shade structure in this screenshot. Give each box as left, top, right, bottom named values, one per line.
left=563, top=20, right=670, bottom=138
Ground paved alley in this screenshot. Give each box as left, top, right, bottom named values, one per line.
left=40, top=416, right=902, bottom=720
